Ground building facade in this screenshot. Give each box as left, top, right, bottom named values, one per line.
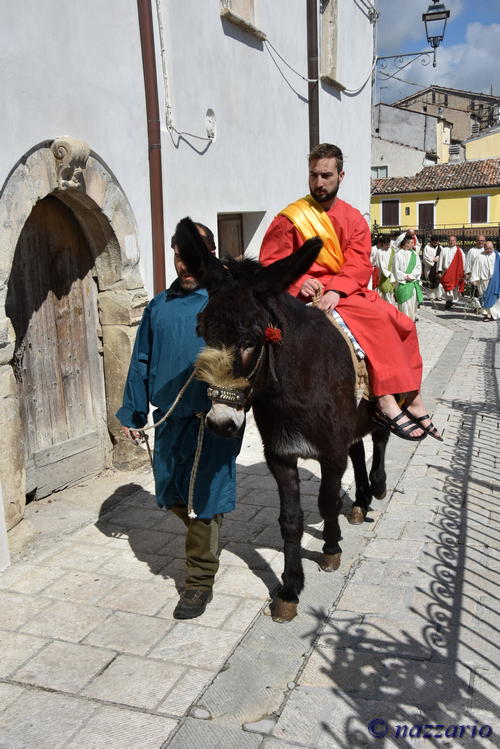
left=371, top=103, right=452, bottom=179
left=370, top=158, right=500, bottom=243
left=394, top=86, right=500, bottom=144
left=465, top=125, right=500, bottom=161
left=1, top=0, right=375, bottom=532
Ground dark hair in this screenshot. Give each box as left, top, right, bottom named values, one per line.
left=377, top=234, right=390, bottom=245
left=308, top=143, right=344, bottom=173
left=170, top=222, right=217, bottom=255
left=430, top=234, right=440, bottom=242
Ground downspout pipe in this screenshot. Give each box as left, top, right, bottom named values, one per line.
left=137, top=0, right=166, bottom=294
left=307, top=0, right=319, bottom=150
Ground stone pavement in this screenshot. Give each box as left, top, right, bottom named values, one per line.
left=0, top=300, right=498, bottom=749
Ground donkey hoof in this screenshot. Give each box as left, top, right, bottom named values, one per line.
left=348, top=506, right=366, bottom=525
left=318, top=552, right=342, bottom=572
left=270, top=598, right=298, bottom=623
left=371, top=485, right=387, bottom=500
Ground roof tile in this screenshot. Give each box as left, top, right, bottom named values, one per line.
left=372, top=158, right=500, bottom=195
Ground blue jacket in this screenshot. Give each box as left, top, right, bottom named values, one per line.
left=116, top=283, right=241, bottom=518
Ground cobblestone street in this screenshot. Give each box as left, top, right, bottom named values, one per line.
left=0, top=302, right=498, bottom=749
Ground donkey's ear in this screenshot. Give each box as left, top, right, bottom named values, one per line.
left=252, top=237, right=323, bottom=296
left=175, top=217, right=228, bottom=293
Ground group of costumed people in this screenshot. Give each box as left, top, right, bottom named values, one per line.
left=369, top=230, right=500, bottom=322
left=116, top=143, right=451, bottom=621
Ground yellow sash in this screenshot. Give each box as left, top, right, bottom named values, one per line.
left=280, top=195, right=344, bottom=273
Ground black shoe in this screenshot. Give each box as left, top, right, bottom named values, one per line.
left=173, top=589, right=213, bottom=619
left=444, top=300, right=453, bottom=309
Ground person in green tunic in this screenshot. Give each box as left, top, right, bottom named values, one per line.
left=394, top=235, right=423, bottom=321
left=117, top=223, right=242, bottom=619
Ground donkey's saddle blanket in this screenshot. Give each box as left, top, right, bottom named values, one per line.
left=326, top=309, right=372, bottom=404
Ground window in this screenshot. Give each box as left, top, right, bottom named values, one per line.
left=371, top=166, right=388, bottom=179
left=443, top=94, right=448, bottom=106
left=381, top=200, right=399, bottom=226
left=470, top=196, right=488, bottom=224
left=431, top=90, right=436, bottom=104
left=219, top=0, right=265, bottom=40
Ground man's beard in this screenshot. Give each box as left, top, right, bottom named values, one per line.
left=179, top=278, right=198, bottom=290
left=310, top=185, right=339, bottom=203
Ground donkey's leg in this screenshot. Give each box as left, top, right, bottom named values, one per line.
left=348, top=440, right=371, bottom=524
left=265, top=451, right=304, bottom=623
left=317, top=459, right=346, bottom=572
left=369, top=426, right=390, bottom=499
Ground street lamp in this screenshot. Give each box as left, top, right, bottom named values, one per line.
left=377, top=0, right=451, bottom=71
left=422, top=1, right=451, bottom=66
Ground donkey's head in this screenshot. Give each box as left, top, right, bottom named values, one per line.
left=175, top=217, right=322, bottom=436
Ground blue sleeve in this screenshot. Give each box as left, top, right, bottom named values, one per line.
left=116, top=305, right=152, bottom=428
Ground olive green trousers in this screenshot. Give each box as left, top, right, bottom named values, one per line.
left=170, top=503, right=223, bottom=591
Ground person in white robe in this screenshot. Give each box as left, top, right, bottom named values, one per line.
left=437, top=235, right=465, bottom=308
left=395, top=229, right=421, bottom=255
left=465, top=235, right=486, bottom=277
left=422, top=236, right=440, bottom=281
left=368, top=238, right=380, bottom=290
left=471, top=241, right=499, bottom=319
left=394, top=236, right=423, bottom=321
left=375, top=236, right=396, bottom=305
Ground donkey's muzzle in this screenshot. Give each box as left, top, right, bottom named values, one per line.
left=206, top=403, right=246, bottom=439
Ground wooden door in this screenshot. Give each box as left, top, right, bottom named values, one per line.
left=6, top=197, right=108, bottom=498
left=217, top=213, right=244, bottom=259
left=418, top=203, right=434, bottom=231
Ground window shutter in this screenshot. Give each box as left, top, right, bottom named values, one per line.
left=471, top=196, right=487, bottom=223
left=382, top=200, right=399, bottom=226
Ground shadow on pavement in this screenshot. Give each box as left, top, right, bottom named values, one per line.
left=290, top=338, right=499, bottom=747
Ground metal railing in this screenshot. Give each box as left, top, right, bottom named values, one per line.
left=371, top=222, right=500, bottom=251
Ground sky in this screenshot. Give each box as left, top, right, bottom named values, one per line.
left=375, top=0, right=500, bottom=103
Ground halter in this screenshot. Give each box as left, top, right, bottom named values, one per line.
left=205, top=340, right=268, bottom=409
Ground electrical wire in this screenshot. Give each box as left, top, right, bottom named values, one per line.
left=264, top=40, right=318, bottom=83
left=264, top=38, right=377, bottom=95
left=342, top=56, right=378, bottom=94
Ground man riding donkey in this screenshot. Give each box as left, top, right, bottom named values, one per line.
left=260, top=143, right=442, bottom=442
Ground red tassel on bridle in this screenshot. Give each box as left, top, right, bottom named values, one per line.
left=264, top=325, right=282, bottom=344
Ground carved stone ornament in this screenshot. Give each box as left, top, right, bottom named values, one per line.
left=51, top=136, right=90, bottom=191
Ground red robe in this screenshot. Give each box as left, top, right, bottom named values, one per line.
left=441, top=248, right=465, bottom=293
left=259, top=198, right=423, bottom=396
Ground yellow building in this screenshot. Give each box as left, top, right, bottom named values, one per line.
left=371, top=158, right=500, bottom=243
left=465, top=125, right=500, bottom=160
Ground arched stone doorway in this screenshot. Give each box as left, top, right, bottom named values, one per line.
left=7, top=196, right=109, bottom=499
left=0, top=137, right=149, bottom=530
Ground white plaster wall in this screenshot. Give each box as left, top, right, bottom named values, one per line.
left=2, top=0, right=375, bottom=292
left=373, top=104, right=437, bottom=154
left=160, top=0, right=309, bottom=266
left=161, top=0, right=374, bottom=269
left=318, top=0, right=374, bottom=222
left=1, top=0, right=153, bottom=292
left=372, top=137, right=428, bottom=178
